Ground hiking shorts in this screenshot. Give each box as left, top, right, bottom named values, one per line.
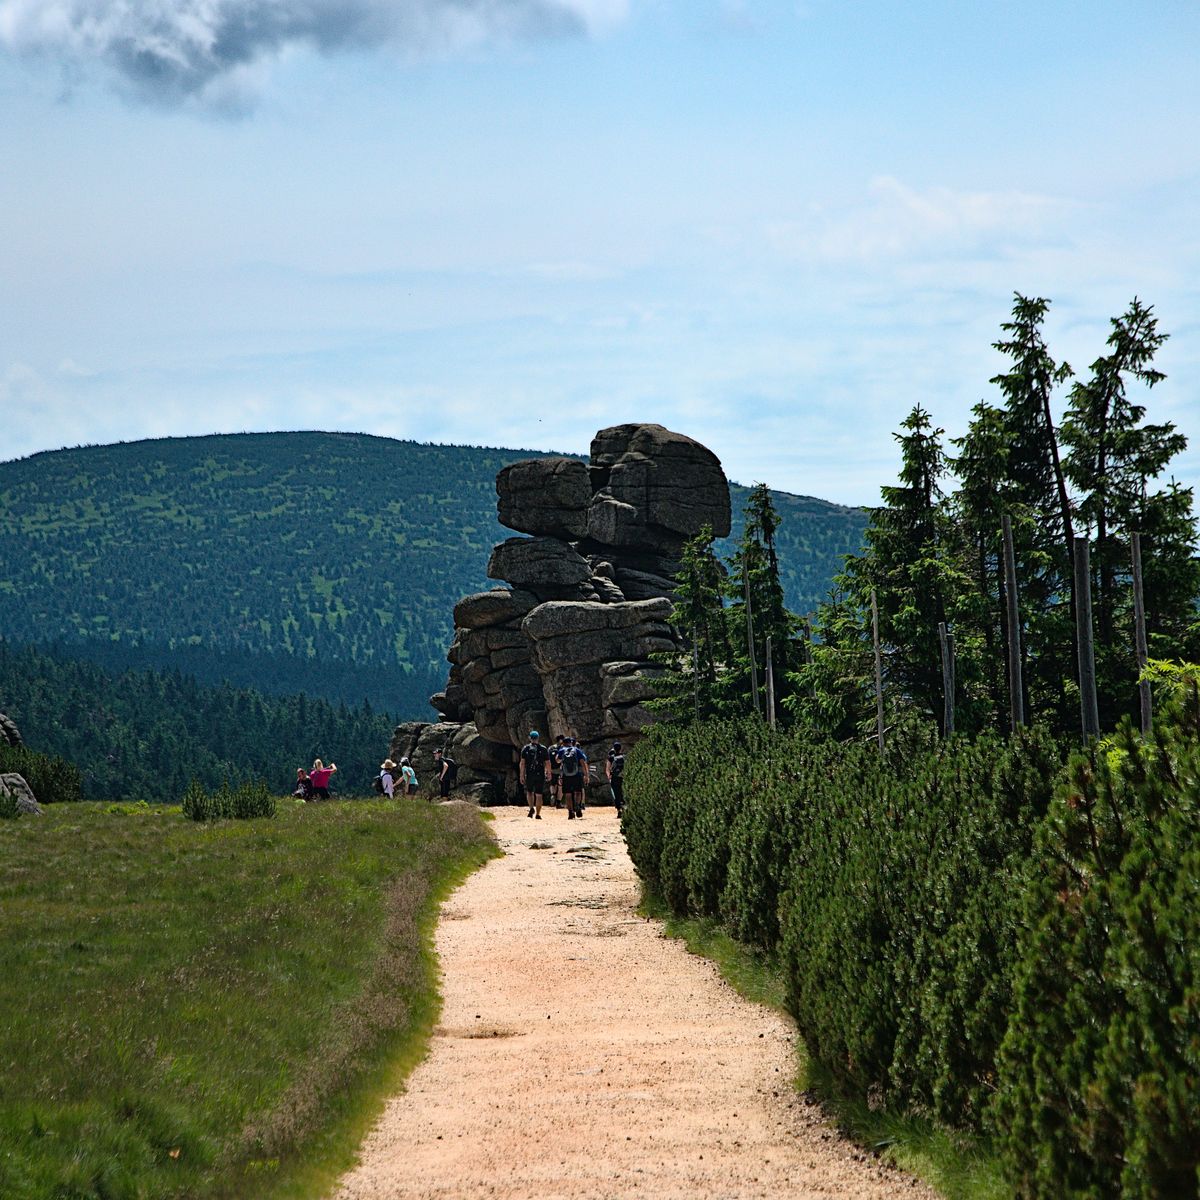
left=562, top=774, right=583, bottom=794
left=524, top=776, right=546, bottom=796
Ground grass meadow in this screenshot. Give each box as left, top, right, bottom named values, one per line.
left=0, top=798, right=497, bottom=1200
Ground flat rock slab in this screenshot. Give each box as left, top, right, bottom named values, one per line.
left=336, top=809, right=935, bottom=1200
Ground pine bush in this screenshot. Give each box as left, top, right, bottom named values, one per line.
left=0, top=744, right=83, bottom=806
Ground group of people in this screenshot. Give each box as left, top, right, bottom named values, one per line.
left=376, top=749, right=459, bottom=799
left=518, top=730, right=625, bottom=820
left=292, top=758, right=337, bottom=801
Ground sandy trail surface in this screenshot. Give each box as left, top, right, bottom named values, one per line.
left=336, top=806, right=934, bottom=1200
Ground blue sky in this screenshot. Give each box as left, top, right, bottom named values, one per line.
left=2, top=0, right=1198, bottom=505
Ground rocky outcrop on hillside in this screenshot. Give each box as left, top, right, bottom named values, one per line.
left=397, top=424, right=730, bottom=801
left=0, top=711, right=22, bottom=748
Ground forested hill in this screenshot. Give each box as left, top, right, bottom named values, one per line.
left=0, top=432, right=865, bottom=715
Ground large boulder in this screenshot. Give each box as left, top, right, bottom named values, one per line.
left=487, top=537, right=592, bottom=590
left=587, top=423, right=732, bottom=549
left=453, top=589, right=538, bottom=631
left=497, top=457, right=591, bottom=540
left=0, top=773, right=41, bottom=816
left=0, top=712, right=22, bottom=748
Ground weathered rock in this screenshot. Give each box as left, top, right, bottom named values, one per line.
left=487, top=537, right=592, bottom=589
left=601, top=664, right=664, bottom=708
left=497, top=457, right=591, bottom=540
left=588, top=423, right=732, bottom=544
left=453, top=589, right=537, bottom=630
left=0, top=773, right=40, bottom=816
left=590, top=576, right=626, bottom=604
left=614, top=566, right=678, bottom=601
left=420, top=423, right=730, bottom=784
left=0, top=712, right=21, bottom=748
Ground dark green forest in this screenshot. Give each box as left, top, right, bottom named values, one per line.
left=0, top=641, right=391, bottom=802
left=0, top=431, right=865, bottom=716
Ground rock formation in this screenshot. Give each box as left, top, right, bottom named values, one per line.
left=0, top=773, right=41, bottom=816
left=0, top=711, right=22, bottom=748
left=392, top=424, right=730, bottom=801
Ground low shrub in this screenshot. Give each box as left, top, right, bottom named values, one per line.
left=182, top=778, right=277, bottom=822
left=0, top=743, right=84, bottom=805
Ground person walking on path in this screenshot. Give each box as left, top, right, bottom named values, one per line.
left=606, top=741, right=625, bottom=817
left=549, top=734, right=566, bottom=808
left=560, top=736, right=588, bottom=819
left=434, top=749, right=458, bottom=799
left=400, top=757, right=418, bottom=796
left=520, top=730, right=550, bottom=819
left=310, top=759, right=337, bottom=799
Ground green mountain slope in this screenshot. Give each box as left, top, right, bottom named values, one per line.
left=0, top=432, right=865, bottom=715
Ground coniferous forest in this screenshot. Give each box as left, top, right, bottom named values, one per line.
left=0, top=641, right=390, bottom=801
left=0, top=431, right=866, bottom=717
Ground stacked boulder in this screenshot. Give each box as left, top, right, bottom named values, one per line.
left=0, top=711, right=21, bottom=748
left=397, top=424, right=730, bottom=801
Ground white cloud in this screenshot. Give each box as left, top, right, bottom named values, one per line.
left=0, top=0, right=629, bottom=108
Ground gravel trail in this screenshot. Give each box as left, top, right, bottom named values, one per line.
left=335, top=806, right=935, bottom=1200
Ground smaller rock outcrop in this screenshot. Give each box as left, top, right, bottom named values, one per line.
left=0, top=712, right=22, bottom=748
left=387, top=720, right=513, bottom=804
left=0, top=773, right=41, bottom=816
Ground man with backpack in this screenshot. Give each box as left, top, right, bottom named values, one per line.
left=434, top=748, right=458, bottom=799
left=520, top=730, right=550, bottom=819
left=559, top=735, right=588, bottom=819
left=606, top=741, right=626, bottom=817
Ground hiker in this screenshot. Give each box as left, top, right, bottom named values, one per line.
left=400, top=757, right=418, bottom=796
left=520, top=729, right=550, bottom=819
left=378, top=759, right=396, bottom=798
left=434, top=748, right=458, bottom=799
left=292, top=767, right=313, bottom=801
left=606, top=741, right=626, bottom=817
left=549, top=734, right=566, bottom=808
left=310, top=758, right=337, bottom=799
left=560, top=735, right=588, bottom=819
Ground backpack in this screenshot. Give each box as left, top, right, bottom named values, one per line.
left=521, top=743, right=547, bottom=774
left=372, top=775, right=385, bottom=794
left=610, top=753, right=625, bottom=779
left=443, top=756, right=458, bottom=782
left=561, top=746, right=581, bottom=777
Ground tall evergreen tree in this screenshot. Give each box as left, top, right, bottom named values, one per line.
left=989, top=294, right=1077, bottom=726
left=1062, top=298, right=1198, bottom=717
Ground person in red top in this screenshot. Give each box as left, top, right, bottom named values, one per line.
left=310, top=758, right=337, bottom=799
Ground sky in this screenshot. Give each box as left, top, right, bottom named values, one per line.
left=2, top=0, right=1199, bottom=506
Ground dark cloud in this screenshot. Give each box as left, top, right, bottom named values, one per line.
left=0, top=0, right=620, bottom=106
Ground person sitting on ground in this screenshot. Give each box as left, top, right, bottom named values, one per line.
left=560, top=735, right=588, bottom=819
left=606, top=742, right=626, bottom=817
left=292, top=767, right=313, bottom=801
left=434, top=748, right=458, bottom=800
left=520, top=730, right=550, bottom=819
left=378, top=759, right=396, bottom=799
left=400, top=756, right=418, bottom=796
left=310, top=758, right=337, bottom=799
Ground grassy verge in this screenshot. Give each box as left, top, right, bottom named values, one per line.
left=641, top=894, right=1009, bottom=1200
left=0, top=798, right=498, bottom=1200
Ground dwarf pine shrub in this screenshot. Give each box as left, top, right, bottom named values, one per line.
left=0, top=744, right=83, bottom=805
left=182, top=777, right=275, bottom=822
left=990, top=707, right=1200, bottom=1198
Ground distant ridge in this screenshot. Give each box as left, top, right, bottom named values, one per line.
left=0, top=431, right=865, bottom=715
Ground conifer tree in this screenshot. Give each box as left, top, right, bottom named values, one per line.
left=1061, top=297, right=1198, bottom=719
left=989, top=294, right=1077, bottom=725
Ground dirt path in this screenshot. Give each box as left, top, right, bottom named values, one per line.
left=336, top=806, right=935, bottom=1200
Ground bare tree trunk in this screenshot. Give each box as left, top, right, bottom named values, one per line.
left=1003, top=515, right=1025, bottom=731
left=1131, top=532, right=1152, bottom=735
left=1074, top=537, right=1100, bottom=737
left=871, top=589, right=885, bottom=753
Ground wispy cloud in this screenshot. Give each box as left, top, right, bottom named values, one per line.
left=767, top=176, right=1081, bottom=265
left=0, top=0, right=628, bottom=108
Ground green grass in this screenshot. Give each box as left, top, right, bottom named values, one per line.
left=641, top=894, right=1009, bottom=1200
left=0, top=799, right=498, bottom=1200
